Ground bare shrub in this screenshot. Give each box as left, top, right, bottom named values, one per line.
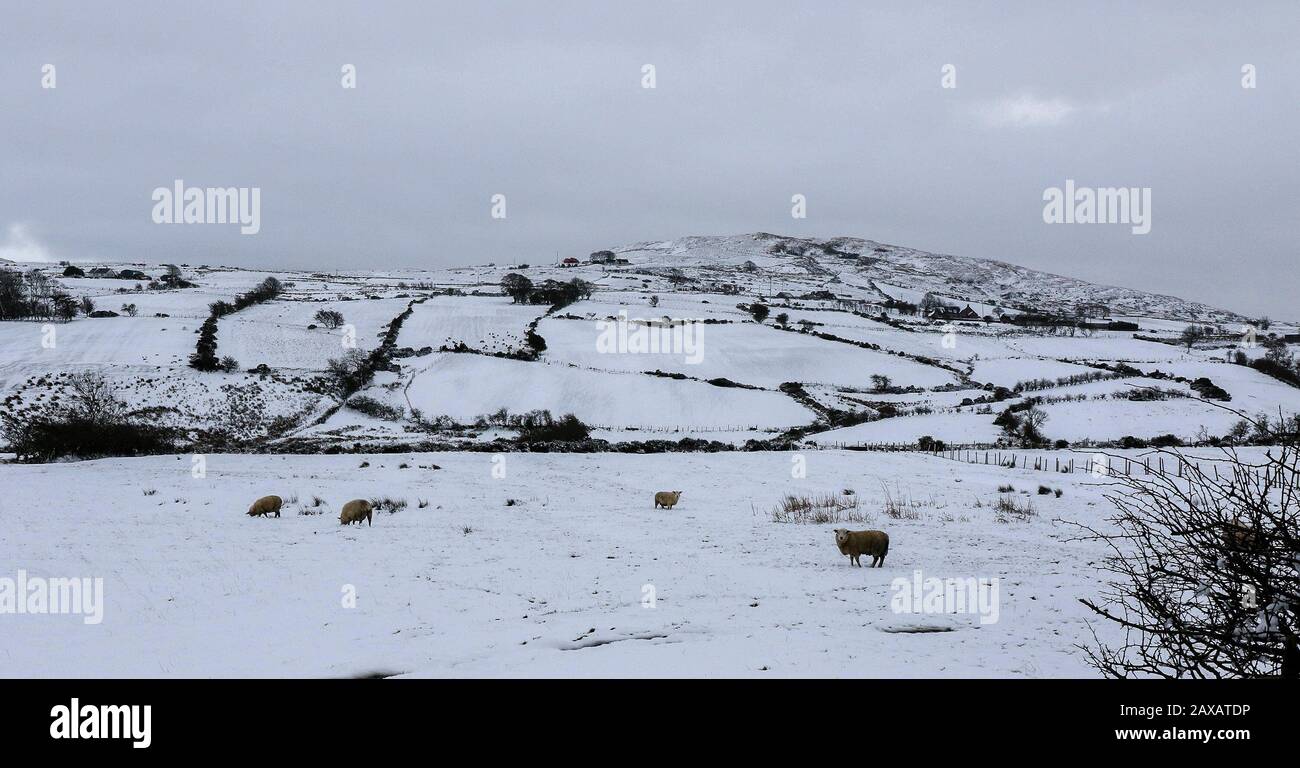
left=371, top=497, right=408, bottom=513
left=1072, top=432, right=1300, bottom=678
left=769, top=492, right=863, bottom=524
left=880, top=482, right=923, bottom=520
left=994, top=494, right=1035, bottom=522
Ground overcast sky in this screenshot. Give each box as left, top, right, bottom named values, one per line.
left=3, top=1, right=1297, bottom=316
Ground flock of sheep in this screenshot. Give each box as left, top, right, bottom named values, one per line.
left=246, top=495, right=373, bottom=526
left=245, top=488, right=892, bottom=566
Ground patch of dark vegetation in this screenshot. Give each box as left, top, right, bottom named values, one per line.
left=349, top=670, right=405, bottom=679
left=1247, top=357, right=1300, bottom=389
left=879, top=625, right=956, bottom=634
left=516, top=411, right=590, bottom=443
left=190, top=277, right=283, bottom=371
left=916, top=435, right=948, bottom=453
left=345, top=395, right=404, bottom=421
left=706, top=377, right=760, bottom=389
left=647, top=369, right=689, bottom=380
left=437, top=340, right=537, bottom=362
left=323, top=297, right=425, bottom=398
left=0, top=372, right=179, bottom=461
left=501, top=273, right=594, bottom=310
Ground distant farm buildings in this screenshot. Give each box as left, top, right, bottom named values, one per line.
left=560, top=257, right=580, bottom=267
left=1075, top=302, right=1109, bottom=319
left=926, top=304, right=981, bottom=321
left=588, top=250, right=628, bottom=265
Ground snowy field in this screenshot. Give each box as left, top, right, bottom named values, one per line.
left=398, top=295, right=545, bottom=355
left=220, top=298, right=413, bottom=371
left=538, top=317, right=958, bottom=389
left=402, top=353, right=812, bottom=430
left=0, top=450, right=1122, bottom=678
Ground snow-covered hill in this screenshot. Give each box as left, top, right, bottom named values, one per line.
left=0, top=236, right=1295, bottom=453
left=615, top=233, right=1247, bottom=323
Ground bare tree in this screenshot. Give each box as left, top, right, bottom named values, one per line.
left=62, top=371, right=125, bottom=424
left=313, top=309, right=345, bottom=329
left=1073, top=417, right=1300, bottom=678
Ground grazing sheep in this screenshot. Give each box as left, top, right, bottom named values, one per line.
left=654, top=490, right=683, bottom=509
left=834, top=528, right=889, bottom=567
left=247, top=495, right=283, bottom=518
left=339, top=499, right=374, bottom=527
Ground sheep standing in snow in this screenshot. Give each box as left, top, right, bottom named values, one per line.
left=654, top=490, right=683, bottom=509
left=833, top=528, right=889, bottom=567
left=339, top=499, right=374, bottom=527
left=247, top=495, right=283, bottom=518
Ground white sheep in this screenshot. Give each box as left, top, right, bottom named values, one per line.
left=834, top=528, right=889, bottom=567
left=247, top=495, right=283, bottom=518
left=339, top=499, right=374, bottom=526
left=654, top=490, right=683, bottom=509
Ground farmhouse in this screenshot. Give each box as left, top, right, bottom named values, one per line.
left=927, top=304, right=980, bottom=321
left=560, top=257, right=580, bottom=267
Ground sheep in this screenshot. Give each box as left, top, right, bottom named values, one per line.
left=339, top=499, right=374, bottom=527
left=654, top=490, right=683, bottom=509
left=247, top=495, right=283, bottom=518
left=833, top=528, right=889, bottom=567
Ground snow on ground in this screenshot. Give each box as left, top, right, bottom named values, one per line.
left=0, top=450, right=1119, bottom=678
left=1000, top=333, right=1196, bottom=363
left=1131, top=360, right=1300, bottom=417
left=403, top=353, right=811, bottom=430
left=53, top=283, right=223, bottom=320
left=812, top=412, right=1005, bottom=446
left=1037, top=399, right=1239, bottom=443
left=220, top=298, right=413, bottom=371
left=537, top=317, right=958, bottom=390
left=774, top=308, right=1006, bottom=362
left=571, top=291, right=750, bottom=323
left=0, top=317, right=197, bottom=390
left=969, top=358, right=1100, bottom=389
left=397, top=295, right=544, bottom=355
